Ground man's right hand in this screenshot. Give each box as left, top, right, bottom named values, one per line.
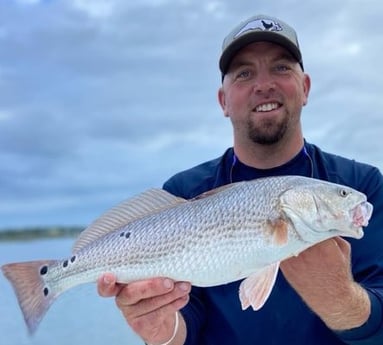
left=97, top=273, right=191, bottom=345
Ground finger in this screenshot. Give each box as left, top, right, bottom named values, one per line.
left=97, top=273, right=122, bottom=297
left=134, top=295, right=189, bottom=330
left=333, top=237, right=351, bottom=256
left=116, top=277, right=177, bottom=306
left=308, top=238, right=342, bottom=256
left=117, top=281, right=191, bottom=317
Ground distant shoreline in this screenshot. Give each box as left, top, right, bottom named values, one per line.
left=0, top=226, right=84, bottom=242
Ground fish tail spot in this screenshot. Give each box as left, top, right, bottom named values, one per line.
left=40, top=265, right=48, bottom=275
left=43, top=287, right=49, bottom=296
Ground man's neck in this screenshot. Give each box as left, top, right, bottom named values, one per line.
left=233, top=136, right=305, bottom=170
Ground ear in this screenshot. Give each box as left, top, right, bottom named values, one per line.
left=218, top=87, right=229, bottom=117
left=302, top=73, right=311, bottom=106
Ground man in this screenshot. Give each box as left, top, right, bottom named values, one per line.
left=98, top=14, right=383, bottom=345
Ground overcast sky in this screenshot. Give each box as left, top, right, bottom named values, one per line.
left=1, top=0, right=382, bottom=229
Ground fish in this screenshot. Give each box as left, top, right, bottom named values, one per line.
left=1, top=175, right=373, bottom=335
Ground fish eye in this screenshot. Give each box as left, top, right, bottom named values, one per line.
left=338, top=188, right=350, bottom=197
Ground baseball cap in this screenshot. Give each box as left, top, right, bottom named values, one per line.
left=219, top=14, right=304, bottom=75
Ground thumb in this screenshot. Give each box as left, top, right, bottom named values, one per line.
left=333, top=237, right=351, bottom=258
left=97, top=273, right=122, bottom=297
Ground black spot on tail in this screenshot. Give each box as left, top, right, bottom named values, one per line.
left=70, top=256, right=76, bottom=263
left=63, top=260, right=69, bottom=268
left=43, top=287, right=49, bottom=296
left=40, top=265, right=48, bottom=275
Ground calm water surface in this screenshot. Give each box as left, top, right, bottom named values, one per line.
left=0, top=238, right=142, bottom=345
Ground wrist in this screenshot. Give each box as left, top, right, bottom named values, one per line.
left=321, top=283, right=370, bottom=331
left=147, top=312, right=180, bottom=345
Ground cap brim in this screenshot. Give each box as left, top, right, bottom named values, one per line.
left=219, top=31, right=303, bottom=74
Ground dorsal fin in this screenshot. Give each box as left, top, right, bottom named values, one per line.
left=191, top=182, right=239, bottom=200
left=72, top=189, right=187, bottom=253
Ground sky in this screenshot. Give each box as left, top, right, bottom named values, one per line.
left=0, top=0, right=382, bottom=229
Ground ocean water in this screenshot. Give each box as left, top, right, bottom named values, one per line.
left=0, top=238, right=142, bottom=345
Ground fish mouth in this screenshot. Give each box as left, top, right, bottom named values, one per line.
left=351, top=201, right=373, bottom=228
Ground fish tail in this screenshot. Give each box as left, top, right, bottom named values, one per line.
left=1, top=260, right=58, bottom=334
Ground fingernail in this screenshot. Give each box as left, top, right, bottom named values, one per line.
left=163, top=278, right=173, bottom=289
left=103, top=275, right=112, bottom=285
left=178, top=282, right=190, bottom=292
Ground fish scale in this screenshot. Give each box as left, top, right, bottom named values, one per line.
left=1, top=175, right=373, bottom=334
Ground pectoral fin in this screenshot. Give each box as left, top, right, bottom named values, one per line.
left=239, top=262, right=280, bottom=311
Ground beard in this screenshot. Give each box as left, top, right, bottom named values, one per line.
left=246, top=117, right=288, bottom=145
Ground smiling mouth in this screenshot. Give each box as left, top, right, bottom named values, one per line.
left=254, top=102, right=281, bottom=112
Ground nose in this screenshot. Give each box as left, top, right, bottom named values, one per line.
left=252, top=70, right=275, bottom=94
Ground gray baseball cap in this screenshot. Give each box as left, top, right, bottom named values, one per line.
left=219, top=14, right=304, bottom=75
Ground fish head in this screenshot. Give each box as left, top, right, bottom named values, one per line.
left=279, top=180, right=373, bottom=243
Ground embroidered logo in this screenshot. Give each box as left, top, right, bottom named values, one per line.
left=234, top=19, right=282, bottom=38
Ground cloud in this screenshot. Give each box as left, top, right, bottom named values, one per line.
left=0, top=0, right=382, bottom=228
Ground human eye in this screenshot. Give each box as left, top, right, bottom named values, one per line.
left=234, top=68, right=252, bottom=80
left=273, top=63, right=291, bottom=73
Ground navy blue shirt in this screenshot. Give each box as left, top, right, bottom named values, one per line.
left=163, top=142, right=383, bottom=345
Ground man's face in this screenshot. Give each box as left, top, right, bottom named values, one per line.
left=218, top=41, right=310, bottom=146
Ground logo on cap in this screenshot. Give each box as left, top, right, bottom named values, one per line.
left=234, top=19, right=282, bottom=38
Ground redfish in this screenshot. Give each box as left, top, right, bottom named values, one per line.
left=1, top=176, right=373, bottom=334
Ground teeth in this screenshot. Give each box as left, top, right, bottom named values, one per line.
left=255, top=103, right=279, bottom=112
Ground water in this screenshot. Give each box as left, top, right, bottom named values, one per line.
left=0, top=238, right=142, bottom=345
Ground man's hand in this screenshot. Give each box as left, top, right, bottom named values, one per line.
left=97, top=274, right=191, bottom=345
left=280, top=237, right=370, bottom=330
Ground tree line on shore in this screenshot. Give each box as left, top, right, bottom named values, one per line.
left=0, top=226, right=84, bottom=241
